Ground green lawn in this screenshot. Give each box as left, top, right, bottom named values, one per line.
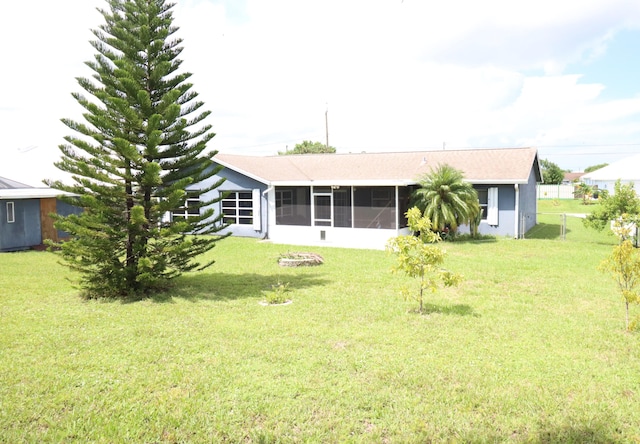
left=538, top=198, right=598, bottom=214
left=2, top=202, right=639, bottom=443
left=530, top=198, right=601, bottom=242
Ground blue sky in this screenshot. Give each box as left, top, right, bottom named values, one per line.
left=570, top=29, right=640, bottom=101
left=2, top=0, right=640, bottom=185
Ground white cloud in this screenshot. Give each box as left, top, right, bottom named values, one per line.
left=2, top=0, right=640, bottom=185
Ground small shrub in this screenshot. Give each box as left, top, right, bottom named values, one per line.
left=599, top=239, right=640, bottom=331
left=264, top=281, right=290, bottom=305
left=449, top=233, right=496, bottom=242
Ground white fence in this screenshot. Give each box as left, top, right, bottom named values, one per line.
left=537, top=184, right=575, bottom=199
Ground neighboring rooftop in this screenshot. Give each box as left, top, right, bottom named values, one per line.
left=581, top=153, right=640, bottom=181
left=214, top=147, right=541, bottom=185
left=0, top=176, right=33, bottom=189
left=563, top=172, right=585, bottom=183
left=0, top=176, right=71, bottom=199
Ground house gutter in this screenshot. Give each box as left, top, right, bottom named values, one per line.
left=514, top=183, right=519, bottom=239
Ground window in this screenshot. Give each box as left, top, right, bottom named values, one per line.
left=353, top=186, right=395, bottom=229
left=172, top=190, right=200, bottom=220
left=477, top=187, right=498, bottom=225
left=276, top=190, right=293, bottom=218
left=477, top=189, right=488, bottom=219
left=333, top=187, right=352, bottom=228
left=6, top=202, right=15, bottom=223
left=275, top=186, right=311, bottom=226
left=222, top=191, right=253, bottom=225
left=398, top=186, right=414, bottom=229
left=313, top=195, right=332, bottom=226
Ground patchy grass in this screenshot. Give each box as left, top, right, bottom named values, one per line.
left=1, top=213, right=639, bottom=442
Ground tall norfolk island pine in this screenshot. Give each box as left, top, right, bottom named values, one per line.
left=47, top=0, right=228, bottom=297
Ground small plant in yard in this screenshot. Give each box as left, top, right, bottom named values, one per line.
left=264, top=281, right=290, bottom=305
left=599, top=239, right=640, bottom=331
left=574, top=182, right=594, bottom=205
left=386, top=207, right=461, bottom=314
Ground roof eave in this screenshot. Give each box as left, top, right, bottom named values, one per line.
left=270, top=179, right=415, bottom=187
left=213, top=159, right=270, bottom=185
left=468, top=179, right=530, bottom=185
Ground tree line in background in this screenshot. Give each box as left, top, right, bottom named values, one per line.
left=540, top=159, right=609, bottom=185
left=278, top=140, right=336, bottom=155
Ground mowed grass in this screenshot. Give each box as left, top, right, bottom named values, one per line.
left=2, top=201, right=640, bottom=443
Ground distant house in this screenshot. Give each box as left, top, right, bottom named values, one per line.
left=182, top=147, right=542, bottom=250
left=0, top=177, right=78, bottom=251
left=581, top=154, right=640, bottom=194
left=562, top=172, right=585, bottom=184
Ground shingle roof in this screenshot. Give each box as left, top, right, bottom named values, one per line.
left=563, top=172, right=585, bottom=182
left=214, top=147, right=540, bottom=185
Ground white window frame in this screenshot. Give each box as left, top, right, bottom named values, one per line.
left=6, top=202, right=15, bottom=223
left=477, top=187, right=499, bottom=226
left=312, top=187, right=333, bottom=227
left=221, top=190, right=254, bottom=226
left=172, top=190, right=200, bottom=220
left=487, top=187, right=499, bottom=226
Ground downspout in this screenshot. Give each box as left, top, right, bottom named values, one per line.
left=514, top=184, right=519, bottom=239
left=262, top=186, right=273, bottom=240
left=395, top=185, right=400, bottom=236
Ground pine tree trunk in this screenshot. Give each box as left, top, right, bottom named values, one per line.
left=125, top=173, right=137, bottom=291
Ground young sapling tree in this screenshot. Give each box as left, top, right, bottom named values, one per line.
left=386, top=207, right=460, bottom=313
left=599, top=239, right=640, bottom=331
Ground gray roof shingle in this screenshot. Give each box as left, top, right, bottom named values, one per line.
left=214, top=147, right=540, bottom=185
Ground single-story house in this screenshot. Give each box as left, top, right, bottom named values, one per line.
left=562, top=172, right=585, bottom=184
left=183, top=147, right=541, bottom=250
left=581, top=154, right=640, bottom=194
left=0, top=177, right=78, bottom=252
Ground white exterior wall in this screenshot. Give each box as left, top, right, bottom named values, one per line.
left=268, top=224, right=407, bottom=250
left=582, top=179, right=640, bottom=195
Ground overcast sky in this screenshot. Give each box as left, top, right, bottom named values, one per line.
left=2, top=0, right=640, bottom=186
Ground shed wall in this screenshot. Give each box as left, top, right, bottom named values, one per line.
left=0, top=199, right=42, bottom=251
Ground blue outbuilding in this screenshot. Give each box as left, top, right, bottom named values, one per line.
left=0, top=177, right=78, bottom=252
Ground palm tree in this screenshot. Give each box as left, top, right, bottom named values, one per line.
left=412, top=164, right=479, bottom=236
left=574, top=182, right=594, bottom=205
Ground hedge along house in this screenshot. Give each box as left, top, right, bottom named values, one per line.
left=0, top=177, right=78, bottom=252
left=189, top=147, right=541, bottom=250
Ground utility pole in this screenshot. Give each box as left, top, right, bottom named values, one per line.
left=325, top=104, right=329, bottom=149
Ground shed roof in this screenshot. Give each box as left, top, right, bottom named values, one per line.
left=0, top=188, right=71, bottom=200
left=0, top=176, right=33, bottom=189
left=0, top=176, right=71, bottom=200
left=214, top=147, right=541, bottom=186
